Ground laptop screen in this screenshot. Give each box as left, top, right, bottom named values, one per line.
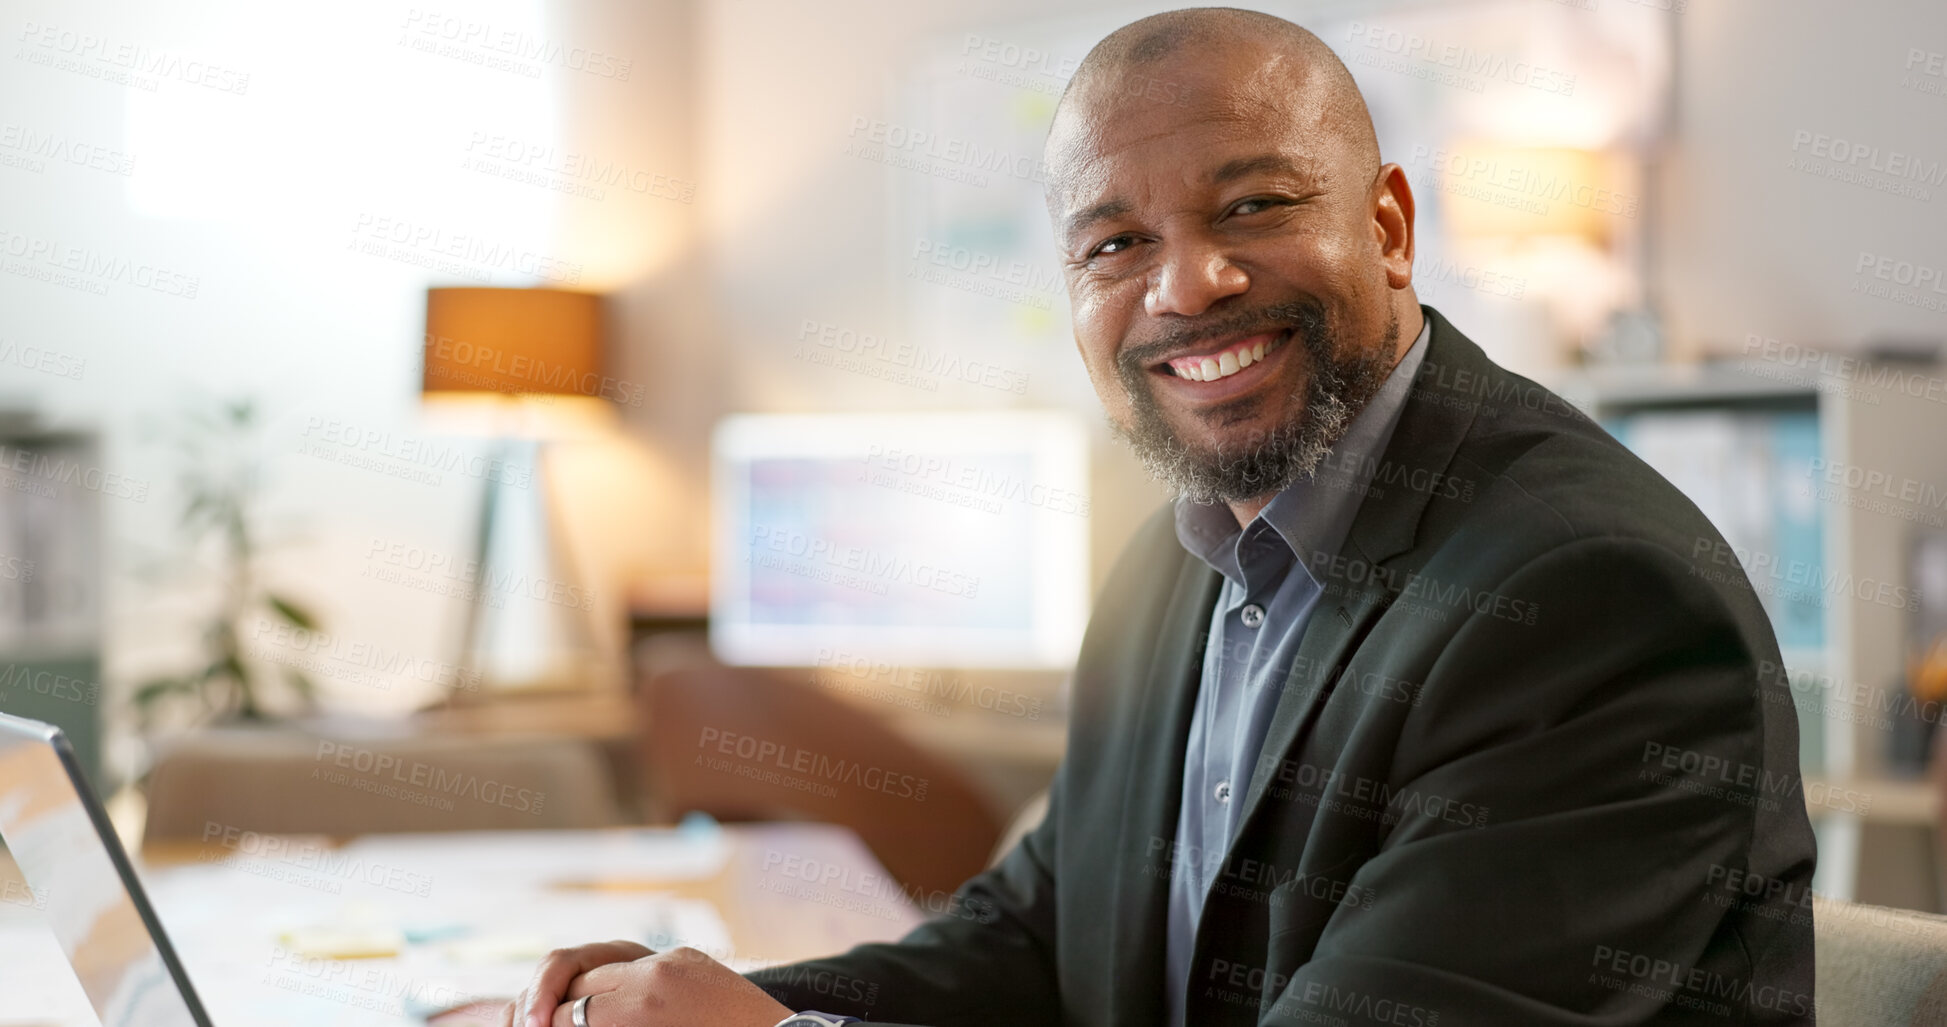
left=0, top=715, right=208, bottom=1026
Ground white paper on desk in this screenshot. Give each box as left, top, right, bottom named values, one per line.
left=139, top=841, right=733, bottom=1027
left=329, top=827, right=728, bottom=888
left=147, top=894, right=731, bottom=1026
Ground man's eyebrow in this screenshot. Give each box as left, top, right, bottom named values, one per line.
left=1061, top=155, right=1320, bottom=242
left=1210, top=153, right=1316, bottom=185
left=1062, top=198, right=1133, bottom=243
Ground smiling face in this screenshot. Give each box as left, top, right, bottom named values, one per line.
left=1046, top=20, right=1419, bottom=507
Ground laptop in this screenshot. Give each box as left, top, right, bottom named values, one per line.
left=0, top=712, right=213, bottom=1026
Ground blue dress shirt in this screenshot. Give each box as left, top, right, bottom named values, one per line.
left=1162, top=316, right=1431, bottom=1025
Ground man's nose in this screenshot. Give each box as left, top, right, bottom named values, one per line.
left=1145, top=239, right=1249, bottom=318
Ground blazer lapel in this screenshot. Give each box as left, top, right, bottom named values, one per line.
left=1109, top=546, right=1220, bottom=1027
left=1230, top=306, right=1486, bottom=839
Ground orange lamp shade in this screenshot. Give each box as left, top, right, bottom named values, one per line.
left=1434, top=145, right=1628, bottom=245
left=423, top=287, right=605, bottom=398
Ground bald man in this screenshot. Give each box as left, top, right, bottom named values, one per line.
left=504, top=9, right=1817, bottom=1026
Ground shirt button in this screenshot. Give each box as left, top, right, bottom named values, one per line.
left=1214, top=780, right=1232, bottom=804
left=1240, top=604, right=1265, bottom=628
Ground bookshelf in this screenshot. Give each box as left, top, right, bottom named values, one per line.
left=0, top=421, right=104, bottom=788
left=1549, top=357, right=1947, bottom=908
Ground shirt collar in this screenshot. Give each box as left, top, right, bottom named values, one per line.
left=1173, top=311, right=1433, bottom=586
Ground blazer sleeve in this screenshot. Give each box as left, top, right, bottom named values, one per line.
left=1259, top=537, right=1816, bottom=1026
left=744, top=764, right=1066, bottom=1026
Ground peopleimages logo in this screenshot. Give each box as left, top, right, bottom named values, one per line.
left=860, top=445, right=1090, bottom=518
left=1854, top=250, right=1947, bottom=292
left=1408, top=145, right=1636, bottom=217
left=299, top=416, right=533, bottom=489
left=1345, top=22, right=1576, bottom=96
left=424, top=332, right=646, bottom=406
left=200, top=822, right=435, bottom=897
left=398, top=9, right=633, bottom=80
left=364, top=538, right=595, bottom=611
left=813, top=648, right=1043, bottom=720
left=748, top=524, right=981, bottom=599
left=696, top=727, right=929, bottom=801
left=795, top=320, right=1030, bottom=396
left=313, top=740, right=544, bottom=814
left=1790, top=130, right=1946, bottom=184
left=847, top=117, right=1052, bottom=184
left=0, top=663, right=98, bottom=706
left=0, top=228, right=200, bottom=298
left=15, top=20, right=251, bottom=95
left=0, top=123, right=136, bottom=176
left=0, top=442, right=148, bottom=501
left=0, top=339, right=87, bottom=380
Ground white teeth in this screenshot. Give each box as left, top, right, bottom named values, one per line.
left=1170, top=334, right=1280, bottom=382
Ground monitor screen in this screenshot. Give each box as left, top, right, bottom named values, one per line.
left=710, top=412, right=1090, bottom=669
left=1602, top=406, right=1824, bottom=654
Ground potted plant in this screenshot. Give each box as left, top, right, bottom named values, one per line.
left=132, top=399, right=319, bottom=726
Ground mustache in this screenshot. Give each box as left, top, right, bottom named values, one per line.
left=1114, top=299, right=1331, bottom=376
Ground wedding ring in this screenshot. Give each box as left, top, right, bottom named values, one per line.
left=572, top=994, right=592, bottom=1027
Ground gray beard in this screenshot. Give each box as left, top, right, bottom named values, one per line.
left=1110, top=303, right=1399, bottom=506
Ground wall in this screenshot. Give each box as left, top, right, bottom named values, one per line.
left=0, top=0, right=703, bottom=748
left=1658, top=0, right=1947, bottom=357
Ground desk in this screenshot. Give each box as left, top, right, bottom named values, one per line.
left=0, top=822, right=923, bottom=1026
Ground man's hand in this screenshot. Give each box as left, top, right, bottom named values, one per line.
left=500, top=942, right=795, bottom=1027
left=504, top=940, right=647, bottom=1027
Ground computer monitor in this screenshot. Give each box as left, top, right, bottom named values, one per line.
left=710, top=411, right=1090, bottom=669
left=0, top=713, right=212, bottom=1026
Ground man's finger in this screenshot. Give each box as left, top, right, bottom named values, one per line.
left=564, top=962, right=621, bottom=1001
left=551, top=992, right=598, bottom=1027
left=517, top=965, right=566, bottom=1027
left=517, top=943, right=649, bottom=1027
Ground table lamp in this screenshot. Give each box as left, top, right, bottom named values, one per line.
left=1438, top=145, right=1622, bottom=244
left=421, top=286, right=613, bottom=696
left=1435, top=143, right=1646, bottom=362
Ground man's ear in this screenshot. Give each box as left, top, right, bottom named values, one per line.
left=1372, top=163, right=1416, bottom=290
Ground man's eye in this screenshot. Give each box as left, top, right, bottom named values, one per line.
left=1091, top=235, right=1134, bottom=258
left=1232, top=197, right=1285, bottom=216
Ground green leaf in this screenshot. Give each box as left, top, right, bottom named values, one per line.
left=205, top=654, right=246, bottom=684
left=266, top=595, right=317, bottom=630
left=131, top=678, right=191, bottom=708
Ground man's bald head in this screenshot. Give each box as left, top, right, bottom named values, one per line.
left=1047, top=8, right=1379, bottom=190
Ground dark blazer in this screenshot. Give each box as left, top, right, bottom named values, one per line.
left=750, top=306, right=1818, bottom=1025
